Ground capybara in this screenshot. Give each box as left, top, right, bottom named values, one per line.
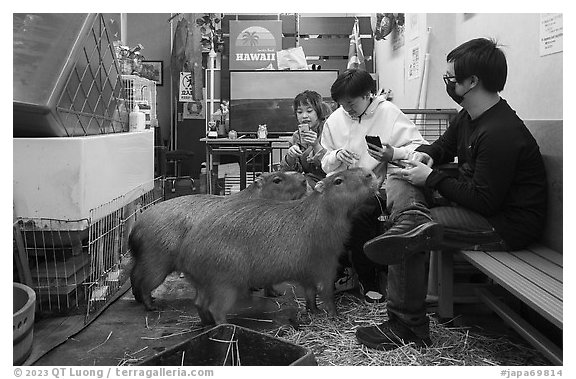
left=129, top=171, right=309, bottom=304
left=129, top=168, right=380, bottom=325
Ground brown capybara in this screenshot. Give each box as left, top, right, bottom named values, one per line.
left=129, top=168, right=380, bottom=325
left=129, top=171, right=309, bottom=304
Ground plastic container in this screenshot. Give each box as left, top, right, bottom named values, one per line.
left=13, top=283, right=36, bottom=365
left=138, top=324, right=317, bottom=366
left=129, top=104, right=146, bottom=132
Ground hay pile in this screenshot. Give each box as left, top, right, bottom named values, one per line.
left=262, top=291, right=549, bottom=366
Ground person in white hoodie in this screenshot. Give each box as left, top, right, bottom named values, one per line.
left=321, top=69, right=442, bottom=349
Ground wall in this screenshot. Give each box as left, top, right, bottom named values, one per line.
left=124, top=13, right=173, bottom=146
left=375, top=13, right=563, bottom=120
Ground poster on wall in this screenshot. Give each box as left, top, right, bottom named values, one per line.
left=183, top=101, right=205, bottom=119
left=179, top=72, right=195, bottom=102
left=539, top=13, right=563, bottom=57
left=229, top=20, right=282, bottom=70
left=407, top=44, right=420, bottom=80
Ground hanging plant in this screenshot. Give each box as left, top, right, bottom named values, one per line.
left=196, top=13, right=225, bottom=53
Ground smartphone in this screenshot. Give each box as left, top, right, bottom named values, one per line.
left=365, top=135, right=382, bottom=148
left=298, top=124, right=310, bottom=133
left=365, top=135, right=406, bottom=168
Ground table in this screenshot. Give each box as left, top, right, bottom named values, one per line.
left=200, top=137, right=290, bottom=194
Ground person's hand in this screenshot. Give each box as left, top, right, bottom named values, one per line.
left=394, top=159, right=433, bottom=187
left=287, top=144, right=303, bottom=158
left=410, top=151, right=434, bottom=167
left=299, top=130, right=318, bottom=146
left=336, top=149, right=360, bottom=166
left=366, top=142, right=394, bottom=163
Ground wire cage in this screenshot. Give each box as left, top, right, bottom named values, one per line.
left=402, top=108, right=458, bottom=144
left=13, top=13, right=128, bottom=137
left=121, top=75, right=157, bottom=127
left=13, top=178, right=164, bottom=324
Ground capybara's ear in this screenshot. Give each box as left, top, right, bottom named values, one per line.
left=314, top=181, right=325, bottom=193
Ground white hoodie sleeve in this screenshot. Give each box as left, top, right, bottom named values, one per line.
left=388, top=111, right=429, bottom=161
left=320, top=119, right=346, bottom=174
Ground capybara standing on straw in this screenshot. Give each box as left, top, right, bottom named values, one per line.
left=130, top=168, right=379, bottom=325
left=129, top=171, right=309, bottom=305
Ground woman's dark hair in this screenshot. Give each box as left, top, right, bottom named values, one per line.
left=293, top=90, right=328, bottom=120
left=330, top=69, right=376, bottom=103
left=447, top=38, right=507, bottom=92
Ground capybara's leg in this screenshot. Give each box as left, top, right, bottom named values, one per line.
left=319, top=280, right=337, bottom=316
left=193, top=288, right=216, bottom=325
left=130, top=264, right=143, bottom=303
left=207, top=285, right=239, bottom=324
left=303, top=287, right=320, bottom=314
left=133, top=262, right=172, bottom=311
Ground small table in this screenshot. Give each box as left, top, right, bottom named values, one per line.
left=200, top=137, right=290, bottom=194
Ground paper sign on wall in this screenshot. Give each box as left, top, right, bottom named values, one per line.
left=179, top=72, right=194, bottom=102
left=540, top=13, right=563, bottom=57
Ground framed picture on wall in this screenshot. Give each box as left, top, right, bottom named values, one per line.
left=141, top=60, right=163, bottom=86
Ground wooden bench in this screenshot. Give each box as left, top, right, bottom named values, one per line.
left=432, top=119, right=563, bottom=365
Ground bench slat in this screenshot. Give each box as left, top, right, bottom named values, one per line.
left=526, top=244, right=563, bottom=266
left=510, top=250, right=563, bottom=282
left=486, top=251, right=563, bottom=300
left=460, top=251, right=563, bottom=329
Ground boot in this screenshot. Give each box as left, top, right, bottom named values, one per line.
left=363, top=210, right=442, bottom=265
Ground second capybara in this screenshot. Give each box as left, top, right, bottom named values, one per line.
left=129, top=168, right=380, bottom=324
left=129, top=171, right=309, bottom=304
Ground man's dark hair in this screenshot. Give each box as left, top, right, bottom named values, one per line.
left=447, top=38, right=507, bottom=93
left=330, top=69, right=376, bottom=103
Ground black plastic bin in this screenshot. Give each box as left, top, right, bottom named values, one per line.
left=138, top=324, right=317, bottom=366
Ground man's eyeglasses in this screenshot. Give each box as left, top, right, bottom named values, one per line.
left=443, top=75, right=457, bottom=85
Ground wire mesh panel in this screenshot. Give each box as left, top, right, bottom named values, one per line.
left=14, top=178, right=164, bottom=323
left=13, top=13, right=128, bottom=137
left=56, top=14, right=127, bottom=135
left=402, top=108, right=458, bottom=144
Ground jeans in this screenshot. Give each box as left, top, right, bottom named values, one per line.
left=386, top=190, right=507, bottom=338
left=346, top=177, right=431, bottom=293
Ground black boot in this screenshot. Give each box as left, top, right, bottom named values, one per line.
left=363, top=210, right=442, bottom=265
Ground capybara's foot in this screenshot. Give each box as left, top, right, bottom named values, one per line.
left=143, top=296, right=158, bottom=311
left=264, top=285, right=283, bottom=297
left=197, top=308, right=216, bottom=326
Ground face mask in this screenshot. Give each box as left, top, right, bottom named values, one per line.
left=445, top=80, right=472, bottom=104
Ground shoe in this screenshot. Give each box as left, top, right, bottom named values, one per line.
left=334, top=267, right=358, bottom=294
left=356, top=320, right=432, bottom=351
left=363, top=210, right=443, bottom=265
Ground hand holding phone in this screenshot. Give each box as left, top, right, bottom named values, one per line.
left=365, top=135, right=383, bottom=149
left=365, top=135, right=401, bottom=166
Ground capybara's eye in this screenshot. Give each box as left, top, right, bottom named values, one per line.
left=273, top=177, right=282, bottom=184
left=334, top=178, right=343, bottom=185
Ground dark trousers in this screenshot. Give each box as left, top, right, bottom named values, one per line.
left=388, top=203, right=507, bottom=338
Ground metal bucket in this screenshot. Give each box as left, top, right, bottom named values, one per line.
left=13, top=283, right=36, bottom=365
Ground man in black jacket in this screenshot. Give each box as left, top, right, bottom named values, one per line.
left=357, top=38, right=548, bottom=350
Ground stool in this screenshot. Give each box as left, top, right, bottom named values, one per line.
left=165, top=149, right=195, bottom=177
